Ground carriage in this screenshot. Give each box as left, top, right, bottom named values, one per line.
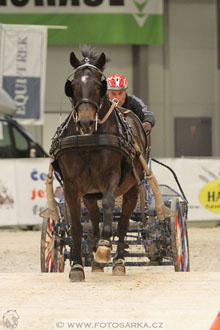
left=40, top=46, right=190, bottom=280
left=40, top=160, right=190, bottom=274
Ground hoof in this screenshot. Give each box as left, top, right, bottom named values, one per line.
left=148, top=260, right=160, bottom=266
left=112, top=259, right=126, bottom=276
left=94, top=246, right=111, bottom=263
left=92, top=267, right=104, bottom=273
left=91, top=261, right=104, bottom=273
left=148, top=258, right=162, bottom=266
left=94, top=240, right=111, bottom=263
left=69, top=264, right=85, bottom=282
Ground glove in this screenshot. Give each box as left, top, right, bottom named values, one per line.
left=142, top=121, right=152, bottom=135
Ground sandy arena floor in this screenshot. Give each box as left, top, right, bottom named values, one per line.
left=0, top=226, right=220, bottom=330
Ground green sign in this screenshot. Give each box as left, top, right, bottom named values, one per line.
left=0, top=0, right=163, bottom=45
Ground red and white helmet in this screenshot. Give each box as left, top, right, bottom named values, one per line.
left=107, top=74, right=128, bottom=90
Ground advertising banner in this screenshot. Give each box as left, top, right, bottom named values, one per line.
left=0, top=158, right=49, bottom=226
left=0, top=157, right=219, bottom=226
left=0, top=24, right=47, bottom=124
left=15, top=159, right=49, bottom=225
left=0, top=0, right=163, bottom=45
left=153, top=158, right=220, bottom=221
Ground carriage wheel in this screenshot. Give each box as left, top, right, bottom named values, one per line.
left=170, top=198, right=190, bottom=272
left=41, top=217, right=64, bottom=272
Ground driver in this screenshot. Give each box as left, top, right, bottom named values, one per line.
left=107, top=74, right=155, bottom=135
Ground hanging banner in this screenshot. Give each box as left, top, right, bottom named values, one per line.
left=0, top=0, right=163, bottom=45
left=0, top=24, right=47, bottom=124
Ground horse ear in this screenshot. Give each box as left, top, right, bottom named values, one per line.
left=65, top=79, right=74, bottom=98
left=95, top=52, right=106, bottom=71
left=101, top=80, right=107, bottom=97
left=70, top=52, right=80, bottom=68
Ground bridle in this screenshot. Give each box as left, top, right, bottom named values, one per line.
left=66, top=58, right=116, bottom=131
left=71, top=58, right=106, bottom=108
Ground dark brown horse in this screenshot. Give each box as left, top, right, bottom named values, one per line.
left=52, top=47, right=146, bottom=281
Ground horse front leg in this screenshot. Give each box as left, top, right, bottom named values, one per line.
left=83, top=197, right=104, bottom=272
left=64, top=183, right=85, bottom=282
left=94, top=184, right=118, bottom=264
left=113, top=185, right=138, bottom=276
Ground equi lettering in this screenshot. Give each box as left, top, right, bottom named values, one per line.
left=15, top=35, right=29, bottom=115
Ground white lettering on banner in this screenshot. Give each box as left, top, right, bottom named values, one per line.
left=14, top=80, right=28, bottom=115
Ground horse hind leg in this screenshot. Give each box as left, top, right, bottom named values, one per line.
left=113, top=185, right=138, bottom=276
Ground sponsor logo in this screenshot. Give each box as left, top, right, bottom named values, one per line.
left=30, top=169, right=46, bottom=201
left=199, top=179, right=220, bottom=214
left=0, top=180, right=14, bottom=208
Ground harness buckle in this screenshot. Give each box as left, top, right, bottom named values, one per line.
left=112, top=98, right=119, bottom=107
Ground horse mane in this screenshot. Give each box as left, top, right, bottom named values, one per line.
left=80, top=45, right=109, bottom=71
left=81, top=45, right=99, bottom=64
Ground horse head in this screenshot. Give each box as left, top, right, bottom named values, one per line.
left=65, top=46, right=107, bottom=135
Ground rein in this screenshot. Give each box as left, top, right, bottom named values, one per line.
left=99, top=99, right=132, bottom=125
left=98, top=99, right=117, bottom=125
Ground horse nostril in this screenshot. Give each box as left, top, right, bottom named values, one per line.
left=78, top=118, right=94, bottom=127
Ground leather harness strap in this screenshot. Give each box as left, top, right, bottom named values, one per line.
left=98, top=102, right=116, bottom=124
left=51, top=134, right=136, bottom=161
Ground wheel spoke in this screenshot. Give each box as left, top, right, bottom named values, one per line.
left=170, top=198, right=190, bottom=272
left=41, top=216, right=65, bottom=273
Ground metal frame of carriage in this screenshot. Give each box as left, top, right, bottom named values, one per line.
left=40, top=158, right=190, bottom=274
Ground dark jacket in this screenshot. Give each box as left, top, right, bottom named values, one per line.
left=122, top=95, right=155, bottom=127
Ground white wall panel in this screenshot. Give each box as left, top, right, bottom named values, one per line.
left=148, top=0, right=218, bottom=157
left=43, top=112, right=69, bottom=154
left=169, top=0, right=216, bottom=49
left=170, top=48, right=215, bottom=104
left=148, top=46, right=164, bottom=104
left=150, top=104, right=166, bottom=157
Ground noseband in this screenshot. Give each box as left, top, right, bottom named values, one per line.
left=74, top=98, right=101, bottom=111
